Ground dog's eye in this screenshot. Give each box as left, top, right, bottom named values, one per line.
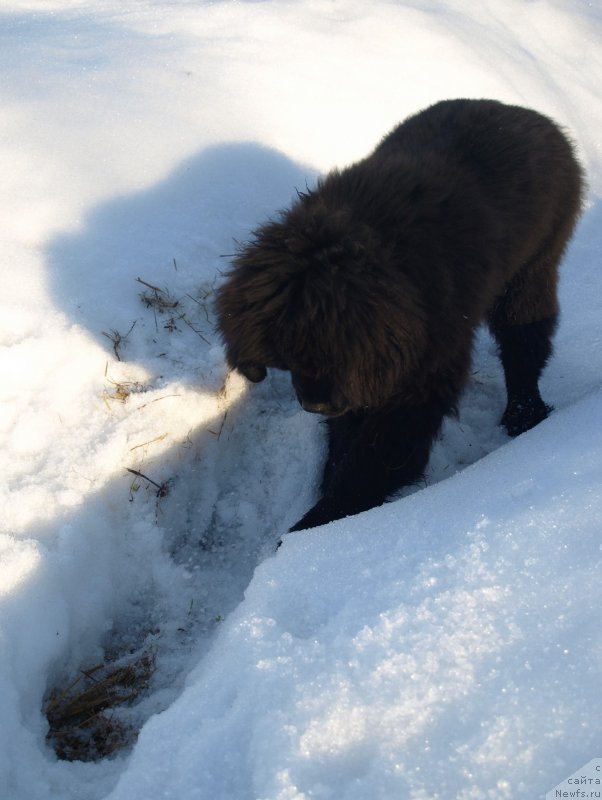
left=264, top=353, right=289, bottom=371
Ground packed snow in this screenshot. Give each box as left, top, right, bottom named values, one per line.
left=0, top=1, right=601, bottom=799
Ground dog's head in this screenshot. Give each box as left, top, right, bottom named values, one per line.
left=215, top=197, right=426, bottom=415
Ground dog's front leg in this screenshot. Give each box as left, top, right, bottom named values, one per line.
left=289, top=400, right=448, bottom=531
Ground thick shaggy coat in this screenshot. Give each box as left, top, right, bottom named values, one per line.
left=216, top=99, right=583, bottom=531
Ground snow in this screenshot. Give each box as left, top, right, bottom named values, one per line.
left=0, top=1, right=601, bottom=798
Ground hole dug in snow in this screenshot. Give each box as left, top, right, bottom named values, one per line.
left=45, top=652, right=155, bottom=762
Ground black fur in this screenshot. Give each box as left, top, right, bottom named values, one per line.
left=216, top=99, right=584, bottom=530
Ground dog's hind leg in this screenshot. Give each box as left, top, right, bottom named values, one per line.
left=488, top=218, right=576, bottom=436
left=491, top=316, right=557, bottom=436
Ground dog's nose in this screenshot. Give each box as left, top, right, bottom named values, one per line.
left=238, top=363, right=266, bottom=383
left=300, top=399, right=330, bottom=415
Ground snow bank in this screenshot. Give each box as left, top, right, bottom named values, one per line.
left=108, top=387, right=602, bottom=800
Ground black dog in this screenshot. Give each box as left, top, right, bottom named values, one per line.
left=216, top=99, right=583, bottom=531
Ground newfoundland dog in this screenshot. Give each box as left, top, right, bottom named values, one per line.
left=216, top=99, right=583, bottom=531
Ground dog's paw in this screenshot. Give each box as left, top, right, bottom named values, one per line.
left=501, top=396, right=552, bottom=437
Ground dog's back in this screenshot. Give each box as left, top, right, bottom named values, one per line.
left=373, top=99, right=583, bottom=249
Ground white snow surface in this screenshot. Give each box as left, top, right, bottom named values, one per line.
left=1, top=1, right=601, bottom=799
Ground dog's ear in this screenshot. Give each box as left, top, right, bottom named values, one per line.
left=237, top=363, right=267, bottom=383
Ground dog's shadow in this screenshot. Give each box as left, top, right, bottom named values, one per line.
left=47, top=141, right=318, bottom=375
